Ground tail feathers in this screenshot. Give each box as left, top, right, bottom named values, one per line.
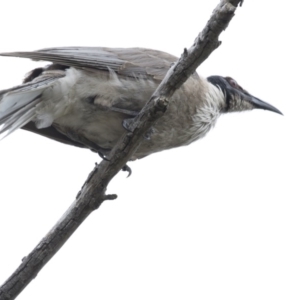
left=0, top=96, right=41, bottom=137
left=0, top=78, right=56, bottom=139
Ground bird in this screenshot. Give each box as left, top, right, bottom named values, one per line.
left=0, top=47, right=282, bottom=163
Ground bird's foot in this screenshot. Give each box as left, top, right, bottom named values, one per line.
left=144, top=127, right=154, bottom=140
left=122, top=118, right=134, bottom=132
left=97, top=151, right=110, bottom=161
left=122, top=164, right=132, bottom=177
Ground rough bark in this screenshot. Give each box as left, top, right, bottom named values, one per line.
left=0, top=1, right=243, bottom=299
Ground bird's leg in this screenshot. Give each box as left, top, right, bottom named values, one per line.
left=97, top=149, right=132, bottom=177
left=122, top=164, right=132, bottom=177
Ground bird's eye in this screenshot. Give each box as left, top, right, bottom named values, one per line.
left=226, top=77, right=241, bottom=90
left=229, top=78, right=238, bottom=88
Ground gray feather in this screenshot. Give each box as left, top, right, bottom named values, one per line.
left=0, top=74, right=64, bottom=138
left=1, top=46, right=262, bottom=160
left=0, top=47, right=179, bottom=81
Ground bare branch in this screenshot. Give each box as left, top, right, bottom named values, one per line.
left=0, top=1, right=243, bottom=299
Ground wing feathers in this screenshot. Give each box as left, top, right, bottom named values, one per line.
left=0, top=47, right=177, bottom=80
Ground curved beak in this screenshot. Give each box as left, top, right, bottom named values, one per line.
left=238, top=90, right=283, bottom=115
left=247, top=95, right=283, bottom=115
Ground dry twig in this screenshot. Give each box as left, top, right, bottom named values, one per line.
left=0, top=1, right=243, bottom=299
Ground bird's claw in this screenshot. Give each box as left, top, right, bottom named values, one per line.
left=122, top=164, right=132, bottom=177
left=144, top=127, right=154, bottom=140
left=97, top=151, right=110, bottom=161
left=122, top=118, right=134, bottom=132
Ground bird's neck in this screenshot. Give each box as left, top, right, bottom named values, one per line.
left=182, top=81, right=225, bottom=144
left=205, top=81, right=227, bottom=112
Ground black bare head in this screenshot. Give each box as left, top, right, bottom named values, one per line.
left=207, top=76, right=282, bottom=115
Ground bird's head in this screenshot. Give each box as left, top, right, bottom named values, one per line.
left=207, top=76, right=282, bottom=115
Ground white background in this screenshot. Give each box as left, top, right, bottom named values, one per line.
left=0, top=1, right=299, bottom=299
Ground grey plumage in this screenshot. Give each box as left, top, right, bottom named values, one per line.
left=0, top=47, right=282, bottom=160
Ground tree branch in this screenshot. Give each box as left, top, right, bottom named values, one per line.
left=0, top=1, right=243, bottom=299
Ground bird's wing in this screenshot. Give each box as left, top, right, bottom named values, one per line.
left=0, top=47, right=183, bottom=151
left=0, top=47, right=178, bottom=81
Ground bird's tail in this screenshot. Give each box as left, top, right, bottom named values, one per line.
left=0, top=78, right=58, bottom=138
